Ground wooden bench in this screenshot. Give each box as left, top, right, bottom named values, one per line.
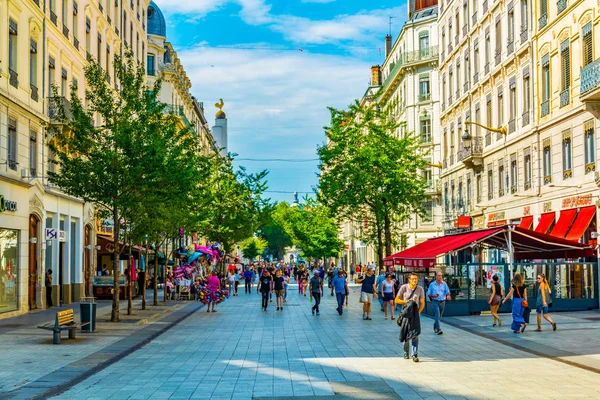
left=37, top=309, right=89, bottom=344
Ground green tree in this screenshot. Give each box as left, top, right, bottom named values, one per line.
left=47, top=51, right=202, bottom=321
left=240, top=237, right=268, bottom=260
left=317, top=101, right=428, bottom=263
left=257, top=202, right=293, bottom=260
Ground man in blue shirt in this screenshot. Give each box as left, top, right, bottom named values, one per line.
left=375, top=268, right=387, bottom=311
left=243, top=267, right=254, bottom=293
left=427, top=272, right=451, bottom=335
left=332, top=270, right=348, bottom=315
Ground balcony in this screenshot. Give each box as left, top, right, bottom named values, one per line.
left=33, top=0, right=40, bottom=6
left=456, top=89, right=460, bottom=99
left=499, top=188, right=505, bottom=197
left=74, top=37, right=79, bottom=50
left=9, top=69, right=18, bottom=88
left=164, top=104, right=192, bottom=127
left=30, top=84, right=39, bottom=102
left=377, top=46, right=439, bottom=99
left=485, top=62, right=490, bottom=75
left=464, top=81, right=469, bottom=94
left=449, top=154, right=454, bottom=166
left=50, top=11, right=57, bottom=26
left=560, top=89, right=570, bottom=107
left=48, top=97, right=72, bottom=122
left=463, top=24, right=468, bottom=37
left=557, top=0, right=567, bottom=14
left=520, top=28, right=528, bottom=44
left=448, top=44, right=453, bottom=54
left=419, top=93, right=431, bottom=102
left=455, top=35, right=459, bottom=46
left=485, top=132, right=491, bottom=146
left=86, top=52, right=93, bottom=62
left=108, top=16, right=112, bottom=25
left=580, top=59, right=600, bottom=117
left=522, top=110, right=530, bottom=126
left=507, top=39, right=514, bottom=55
left=511, top=185, right=518, bottom=194
left=461, top=136, right=484, bottom=169
left=508, top=118, right=515, bottom=134
left=541, top=100, right=550, bottom=117
left=116, top=28, right=119, bottom=36
left=495, top=50, right=501, bottom=66
left=539, top=14, right=547, bottom=30
left=472, top=12, right=477, bottom=27
left=473, top=72, right=479, bottom=84
left=63, top=25, right=69, bottom=38
left=524, top=180, right=531, bottom=190
left=99, top=4, right=103, bottom=13
left=483, top=0, right=488, bottom=13
left=488, top=192, right=494, bottom=200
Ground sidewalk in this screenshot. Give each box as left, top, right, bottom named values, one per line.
left=0, top=290, right=201, bottom=400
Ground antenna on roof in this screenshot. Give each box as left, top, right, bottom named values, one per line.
left=389, top=16, right=395, bottom=36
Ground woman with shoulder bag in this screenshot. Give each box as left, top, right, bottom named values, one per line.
left=534, top=274, right=557, bottom=332
left=502, top=273, right=527, bottom=333
left=488, top=275, right=503, bottom=327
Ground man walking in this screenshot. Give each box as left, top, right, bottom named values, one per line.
left=376, top=268, right=387, bottom=311
left=332, top=269, right=348, bottom=315
left=427, top=272, right=451, bottom=335
left=396, top=273, right=425, bottom=362
left=243, top=267, right=253, bottom=293
left=356, top=266, right=377, bottom=320
left=259, top=269, right=273, bottom=311
left=309, top=270, right=323, bottom=315
left=45, top=269, right=53, bottom=308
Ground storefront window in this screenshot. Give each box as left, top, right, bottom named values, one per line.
left=439, top=265, right=469, bottom=301
left=554, top=263, right=596, bottom=300
left=468, top=264, right=507, bottom=300
left=0, top=229, right=19, bottom=313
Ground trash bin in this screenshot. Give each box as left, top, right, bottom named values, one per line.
left=80, top=296, right=97, bottom=332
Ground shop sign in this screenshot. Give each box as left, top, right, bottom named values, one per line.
left=487, top=212, right=507, bottom=227
left=457, top=216, right=471, bottom=228
left=562, top=194, right=593, bottom=209
left=0, top=195, right=17, bottom=212
left=58, top=231, right=66, bottom=242
left=473, top=215, right=485, bottom=230
left=45, top=229, right=66, bottom=242
left=523, top=206, right=531, bottom=216
left=543, top=201, right=552, bottom=213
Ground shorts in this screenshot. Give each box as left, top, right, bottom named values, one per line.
left=361, top=292, right=373, bottom=303
left=275, top=290, right=284, bottom=297
left=383, top=292, right=394, bottom=302
left=536, top=305, right=549, bottom=314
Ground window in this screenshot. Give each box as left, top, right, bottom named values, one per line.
left=458, top=181, right=464, bottom=211
left=486, top=95, right=492, bottom=145
left=475, top=104, right=481, bottom=137
left=508, top=5, right=515, bottom=53
left=62, top=0, right=68, bottom=26
left=487, top=167, right=494, bottom=200
left=539, top=0, right=548, bottom=29
left=30, top=39, right=38, bottom=100
left=97, top=33, right=102, bottom=67
left=521, top=0, right=529, bottom=38
left=560, top=39, right=570, bottom=107
left=444, top=184, right=449, bottom=214
left=541, top=54, right=550, bottom=116
left=463, top=2, right=468, bottom=35
left=61, top=68, right=68, bottom=97
left=30, top=131, right=38, bottom=176
left=419, top=74, right=430, bottom=101
left=473, top=39, right=479, bottom=80
left=543, top=141, right=552, bottom=184
left=523, top=70, right=531, bottom=118
left=423, top=168, right=433, bottom=187
left=123, top=12, right=127, bottom=44
left=9, top=18, right=18, bottom=88
left=510, top=156, right=518, bottom=193
left=73, top=2, right=79, bottom=42
left=509, top=79, right=516, bottom=132
left=442, top=74, right=446, bottom=108
left=464, top=52, right=469, bottom=90
left=583, top=23, right=593, bottom=67
left=562, top=132, right=572, bottom=179
left=449, top=66, right=454, bottom=102
left=147, top=54, right=155, bottom=76
left=584, top=119, right=596, bottom=173
left=495, top=17, right=501, bottom=65
left=419, top=33, right=429, bottom=51
left=497, top=86, right=504, bottom=132
left=466, top=174, right=472, bottom=210
left=498, top=163, right=505, bottom=196
left=485, top=30, right=491, bottom=71
left=7, top=119, right=18, bottom=170
left=476, top=173, right=482, bottom=203
left=0, top=229, right=19, bottom=313
left=524, top=149, right=532, bottom=189
left=456, top=62, right=461, bottom=97
left=48, top=56, right=55, bottom=98
left=420, top=117, right=432, bottom=143
left=422, top=201, right=433, bottom=222
left=85, top=17, right=91, bottom=55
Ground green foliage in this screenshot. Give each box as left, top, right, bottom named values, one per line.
left=239, top=236, right=268, bottom=260
left=317, top=101, right=429, bottom=260
left=257, top=202, right=293, bottom=260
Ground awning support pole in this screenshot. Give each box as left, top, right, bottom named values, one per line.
left=508, top=226, right=514, bottom=278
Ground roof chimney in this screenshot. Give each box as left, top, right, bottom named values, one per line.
left=371, top=65, right=382, bottom=87
left=385, top=34, right=393, bottom=58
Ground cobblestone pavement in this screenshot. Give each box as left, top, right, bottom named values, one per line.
left=46, top=284, right=600, bottom=400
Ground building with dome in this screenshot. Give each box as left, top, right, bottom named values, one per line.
left=146, top=1, right=215, bottom=154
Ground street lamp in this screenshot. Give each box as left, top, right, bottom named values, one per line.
left=548, top=184, right=582, bottom=189
left=463, top=120, right=507, bottom=137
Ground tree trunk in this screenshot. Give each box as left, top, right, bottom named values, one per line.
left=111, top=208, right=120, bottom=322
left=384, top=212, right=393, bottom=258
left=163, top=238, right=168, bottom=302
left=142, top=244, right=148, bottom=310
left=375, top=215, right=384, bottom=267
left=127, top=239, right=132, bottom=316
left=153, top=245, right=159, bottom=306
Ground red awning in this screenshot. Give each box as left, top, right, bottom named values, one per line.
left=384, top=227, right=505, bottom=268
left=518, top=216, right=533, bottom=230
left=535, top=212, right=555, bottom=234
left=550, top=208, right=577, bottom=238
left=383, top=225, right=594, bottom=267
left=565, top=206, right=597, bottom=241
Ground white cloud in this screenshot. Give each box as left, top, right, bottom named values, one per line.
left=301, top=0, right=336, bottom=3
left=153, top=0, right=226, bottom=16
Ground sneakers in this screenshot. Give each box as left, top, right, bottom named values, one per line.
left=520, top=324, right=527, bottom=333
left=312, top=309, right=315, bottom=315
left=362, top=315, right=366, bottom=320
left=316, top=312, right=320, bottom=316
left=434, top=328, right=439, bottom=334
left=437, top=330, right=443, bottom=335
left=412, top=355, right=419, bottom=363
left=552, top=322, right=557, bottom=331
left=403, top=352, right=409, bottom=359
left=276, top=307, right=280, bottom=311
left=366, top=317, right=372, bottom=320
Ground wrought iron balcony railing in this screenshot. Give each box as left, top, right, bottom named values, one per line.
left=74, top=37, right=79, bottom=50
left=495, top=50, right=501, bottom=66
left=48, top=97, right=72, bottom=121
left=507, top=39, right=514, bottom=55
left=541, top=100, right=550, bottom=117
left=9, top=69, right=18, bottom=88
left=508, top=118, right=515, bottom=134
left=560, top=89, right=570, bottom=107
left=522, top=110, right=530, bottom=126
left=539, top=14, right=548, bottom=29
left=30, top=84, right=39, bottom=102
left=557, top=0, right=567, bottom=14
left=419, top=93, right=431, bottom=102
left=50, top=11, right=57, bottom=26
left=581, top=59, right=600, bottom=95
left=520, top=28, right=528, bottom=44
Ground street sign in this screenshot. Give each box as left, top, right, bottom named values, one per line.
left=45, top=228, right=57, bottom=240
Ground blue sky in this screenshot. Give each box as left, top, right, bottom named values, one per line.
left=155, top=0, right=408, bottom=203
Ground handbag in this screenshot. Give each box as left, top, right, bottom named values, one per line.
left=397, top=287, right=417, bottom=327
left=517, top=286, right=528, bottom=308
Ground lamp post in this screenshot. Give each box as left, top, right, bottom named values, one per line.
left=463, top=120, right=507, bottom=136
left=143, top=234, right=148, bottom=310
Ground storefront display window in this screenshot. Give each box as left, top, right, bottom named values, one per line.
left=0, top=229, right=19, bottom=313
left=554, top=263, right=596, bottom=300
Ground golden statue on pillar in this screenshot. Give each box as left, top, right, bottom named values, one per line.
left=215, top=98, right=226, bottom=118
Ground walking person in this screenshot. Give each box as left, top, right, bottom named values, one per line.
left=332, top=269, right=348, bottom=315
left=227, top=270, right=236, bottom=296
left=328, top=267, right=335, bottom=296
left=427, top=272, right=451, bottom=334
left=396, top=273, right=425, bottom=362
left=502, top=273, right=528, bottom=333
left=283, top=271, right=290, bottom=303
left=356, top=266, right=377, bottom=320
left=376, top=268, right=387, bottom=312
left=298, top=267, right=306, bottom=295
left=488, top=275, right=503, bottom=327
left=274, top=270, right=285, bottom=311
left=381, top=274, right=396, bottom=320
left=205, top=270, right=220, bottom=313
left=244, top=267, right=253, bottom=293
left=350, top=265, right=355, bottom=282
left=259, top=269, right=273, bottom=311
left=310, top=270, right=323, bottom=315
left=45, top=269, right=53, bottom=308
left=535, top=274, right=557, bottom=332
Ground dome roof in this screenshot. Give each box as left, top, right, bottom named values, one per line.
left=147, top=1, right=166, bottom=37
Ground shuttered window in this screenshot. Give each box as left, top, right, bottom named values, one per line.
left=583, top=23, right=593, bottom=67
left=561, top=39, right=570, bottom=90
left=7, top=119, right=18, bottom=170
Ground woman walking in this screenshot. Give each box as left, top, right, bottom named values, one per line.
left=502, top=273, right=527, bottom=333
left=283, top=271, right=290, bottom=303
left=381, top=274, right=396, bottom=320
left=488, top=275, right=503, bottom=327
left=535, top=274, right=557, bottom=332
left=205, top=271, right=221, bottom=313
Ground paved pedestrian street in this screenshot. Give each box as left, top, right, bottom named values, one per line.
left=0, top=284, right=582, bottom=400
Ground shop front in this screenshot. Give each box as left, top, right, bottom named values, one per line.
left=383, top=225, right=597, bottom=316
